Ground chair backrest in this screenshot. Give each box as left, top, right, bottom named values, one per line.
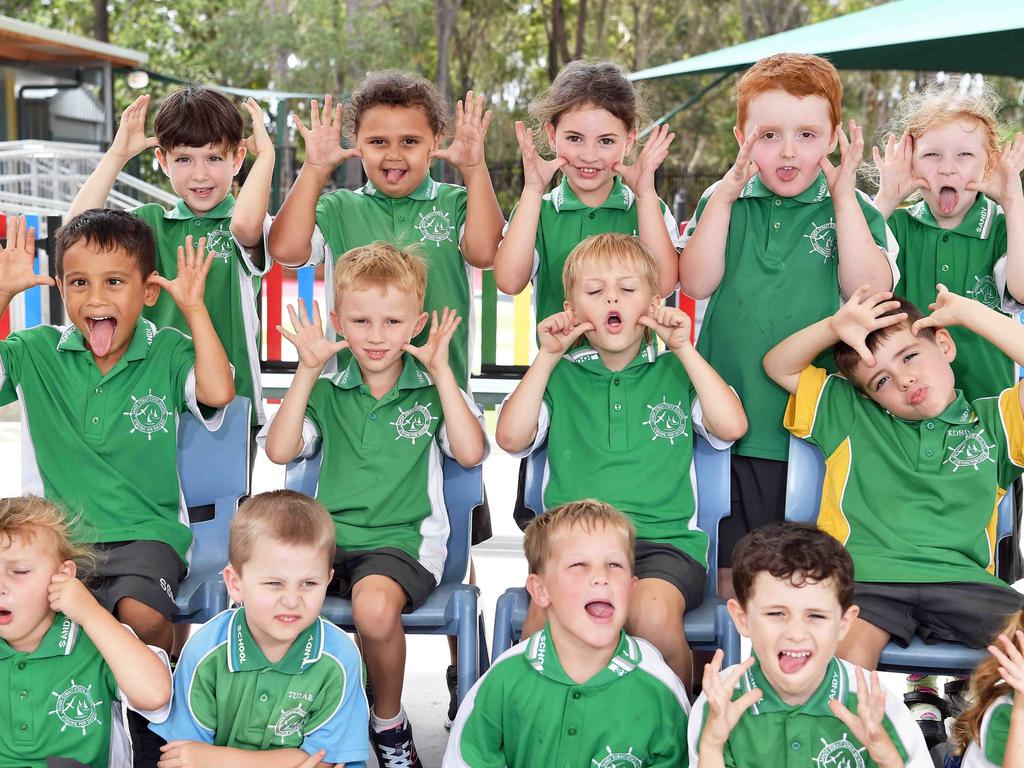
left=524, top=435, right=730, bottom=601
left=785, top=435, right=1014, bottom=568
left=285, top=449, right=483, bottom=586
left=176, top=397, right=250, bottom=576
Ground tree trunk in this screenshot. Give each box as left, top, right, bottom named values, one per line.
left=435, top=0, right=461, bottom=182
left=548, top=0, right=570, bottom=81
left=94, top=0, right=108, bottom=42
left=573, top=0, right=587, bottom=61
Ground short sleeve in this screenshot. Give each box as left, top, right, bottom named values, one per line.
left=444, top=668, right=509, bottom=768
left=301, top=631, right=370, bottom=765
left=783, top=366, right=859, bottom=457
left=149, top=632, right=217, bottom=744
left=659, top=198, right=683, bottom=250
left=437, top=388, right=490, bottom=463
left=453, top=185, right=469, bottom=249
left=992, top=383, right=1024, bottom=488
left=121, top=639, right=173, bottom=723
left=0, top=334, right=24, bottom=407
left=680, top=181, right=720, bottom=246
left=312, top=191, right=349, bottom=269
left=234, top=213, right=273, bottom=277
left=855, top=190, right=901, bottom=292
left=497, top=391, right=551, bottom=460
left=692, top=388, right=736, bottom=450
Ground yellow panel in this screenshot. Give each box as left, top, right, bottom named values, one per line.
left=818, top=437, right=852, bottom=545
left=513, top=284, right=532, bottom=366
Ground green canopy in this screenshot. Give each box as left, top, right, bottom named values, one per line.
left=630, top=0, right=1024, bottom=82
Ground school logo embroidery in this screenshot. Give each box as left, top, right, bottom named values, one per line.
left=122, top=389, right=171, bottom=440
left=804, top=219, right=838, bottom=261
left=48, top=680, right=103, bottom=735
left=268, top=703, right=308, bottom=744
left=390, top=401, right=438, bottom=444
left=592, top=746, right=643, bottom=767
left=415, top=206, right=454, bottom=246
left=203, top=228, right=234, bottom=262
left=944, top=428, right=997, bottom=472
left=967, top=274, right=1000, bottom=310
left=814, top=734, right=866, bottom=768
left=643, top=397, right=688, bottom=444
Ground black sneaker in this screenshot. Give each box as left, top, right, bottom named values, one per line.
left=444, top=664, right=458, bottom=730
left=371, top=719, right=423, bottom=768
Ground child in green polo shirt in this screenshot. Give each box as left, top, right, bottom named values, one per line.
left=680, top=53, right=898, bottom=592
left=0, top=496, right=172, bottom=768
left=261, top=242, right=487, bottom=768
left=871, top=83, right=1024, bottom=402
left=69, top=86, right=274, bottom=432
left=152, top=490, right=369, bottom=766
left=764, top=285, right=1024, bottom=671
left=445, top=499, right=690, bottom=768
left=494, top=58, right=681, bottom=324
left=496, top=232, right=747, bottom=688
left=950, top=611, right=1024, bottom=766
left=0, top=211, right=235, bottom=656
left=269, top=71, right=504, bottom=391
left=690, top=522, right=930, bottom=767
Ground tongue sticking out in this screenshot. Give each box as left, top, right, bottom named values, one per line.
left=88, top=318, right=116, bottom=357
left=585, top=601, right=614, bottom=620
left=939, top=187, right=959, bottom=215
left=778, top=651, right=811, bottom=674
left=385, top=169, right=406, bottom=184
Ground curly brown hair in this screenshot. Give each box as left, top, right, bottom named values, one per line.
left=346, top=71, right=447, bottom=140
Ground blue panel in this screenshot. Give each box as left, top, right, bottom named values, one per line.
left=298, top=266, right=314, bottom=319
left=23, top=214, right=41, bottom=327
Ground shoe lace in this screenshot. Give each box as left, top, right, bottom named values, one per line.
left=378, top=741, right=416, bottom=768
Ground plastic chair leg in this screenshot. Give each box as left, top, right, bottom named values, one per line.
left=491, top=590, right=517, bottom=663
left=454, top=590, right=478, bottom=704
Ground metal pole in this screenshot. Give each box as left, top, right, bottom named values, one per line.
left=639, top=71, right=733, bottom=138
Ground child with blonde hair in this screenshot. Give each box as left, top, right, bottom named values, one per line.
left=873, top=82, right=1024, bottom=400
left=0, top=496, right=172, bottom=767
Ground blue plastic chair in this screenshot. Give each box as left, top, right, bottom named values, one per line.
left=175, top=397, right=251, bottom=624
left=286, top=448, right=487, bottom=704
left=785, top=435, right=1015, bottom=673
left=491, top=435, right=743, bottom=666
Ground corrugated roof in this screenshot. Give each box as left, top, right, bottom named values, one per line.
left=0, top=15, right=147, bottom=68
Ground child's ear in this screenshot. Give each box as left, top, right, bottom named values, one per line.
left=231, top=145, right=247, bottom=176
left=58, top=560, right=76, bottom=579
left=828, top=124, right=841, bottom=154
left=544, top=122, right=557, bottom=152
left=624, top=129, right=637, bottom=157
left=935, top=328, right=957, bottom=363
left=413, top=310, right=429, bottom=337
left=155, top=147, right=170, bottom=177
left=329, top=310, right=344, bottom=336
left=726, top=597, right=752, bottom=638
left=143, top=271, right=161, bottom=306
left=562, top=301, right=577, bottom=325
left=733, top=125, right=744, bottom=147
left=223, top=564, right=243, bottom=605
left=837, top=604, right=860, bottom=642
left=525, top=572, right=551, bottom=609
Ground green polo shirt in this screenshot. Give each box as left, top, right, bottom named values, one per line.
left=891, top=195, right=1018, bottom=402
left=785, top=366, right=1024, bottom=585
left=515, top=343, right=728, bottom=567
left=961, top=693, right=1014, bottom=767
left=260, top=354, right=484, bottom=582
left=445, top=626, right=690, bottom=768
left=152, top=607, right=369, bottom=764
left=688, top=656, right=929, bottom=767
left=309, top=175, right=474, bottom=387
left=0, top=612, right=171, bottom=768
left=515, top=176, right=681, bottom=325
left=0, top=318, right=223, bottom=564
left=684, top=173, right=898, bottom=461
left=134, top=195, right=270, bottom=425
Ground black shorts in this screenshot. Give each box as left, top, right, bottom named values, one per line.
left=854, top=580, right=1024, bottom=648
left=719, top=454, right=788, bottom=567
left=635, top=540, right=707, bottom=610
left=330, top=547, right=436, bottom=612
left=472, top=485, right=493, bottom=546
left=89, top=540, right=185, bottom=621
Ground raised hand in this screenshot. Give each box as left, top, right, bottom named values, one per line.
left=48, top=573, right=97, bottom=625
left=698, top=652, right=763, bottom=752
left=431, top=91, right=493, bottom=174
left=148, top=235, right=214, bottom=315
left=873, top=131, right=928, bottom=209
left=403, top=307, right=461, bottom=376
left=828, top=668, right=904, bottom=768
left=537, top=311, right=594, bottom=355
left=988, top=629, right=1024, bottom=695
left=828, top=285, right=908, bottom=365
left=242, top=97, right=274, bottom=158
left=717, top=127, right=760, bottom=202
left=911, top=283, right=975, bottom=335
left=967, top=132, right=1024, bottom=206
left=292, top=95, right=360, bottom=172
left=639, top=304, right=692, bottom=351
left=517, top=120, right=567, bottom=194
left=278, top=299, right=348, bottom=372
left=615, top=123, right=675, bottom=197
left=821, top=119, right=865, bottom=197
left=110, top=94, right=159, bottom=162
left=0, top=216, right=52, bottom=299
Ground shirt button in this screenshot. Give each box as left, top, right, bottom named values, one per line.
left=397, top=215, right=405, bottom=222
left=193, top=220, right=202, bottom=228
left=942, top=234, right=950, bottom=242
left=369, top=412, right=377, bottom=420
left=588, top=212, right=596, bottom=220
left=774, top=198, right=782, bottom=207
left=791, top=741, right=800, bottom=750
left=259, top=694, right=269, bottom=703
left=773, top=221, right=781, bottom=231
left=567, top=727, right=577, bottom=736
left=91, top=416, right=100, bottom=424
left=16, top=662, right=26, bottom=671
left=18, top=690, right=27, bottom=699
left=18, top=723, right=27, bottom=732
left=613, top=403, right=622, bottom=411
left=613, top=378, right=620, bottom=386
left=926, top=421, right=935, bottom=430
left=941, top=264, right=950, bottom=272
left=925, top=448, right=934, bottom=457
left=95, top=387, right=103, bottom=394
left=572, top=691, right=582, bottom=700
